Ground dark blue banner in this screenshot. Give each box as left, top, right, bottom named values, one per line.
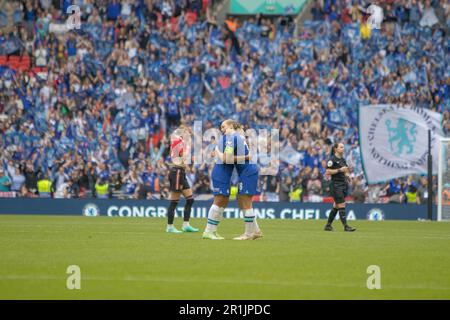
left=0, top=199, right=437, bottom=221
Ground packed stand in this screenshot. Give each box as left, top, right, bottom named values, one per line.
left=0, top=0, right=449, bottom=204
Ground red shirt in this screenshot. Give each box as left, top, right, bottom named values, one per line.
left=170, top=135, right=185, bottom=159
left=170, top=135, right=190, bottom=167
left=341, top=8, right=352, bottom=24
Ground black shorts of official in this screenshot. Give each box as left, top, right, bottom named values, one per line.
left=169, top=166, right=191, bottom=192
left=330, top=183, right=348, bottom=204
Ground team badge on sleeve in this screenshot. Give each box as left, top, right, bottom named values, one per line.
left=327, top=160, right=333, bottom=167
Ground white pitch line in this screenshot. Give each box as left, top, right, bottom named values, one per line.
left=0, top=230, right=151, bottom=235
left=2, top=230, right=450, bottom=241
left=1, top=275, right=450, bottom=292
left=0, top=222, right=160, bottom=227
left=294, top=232, right=450, bottom=241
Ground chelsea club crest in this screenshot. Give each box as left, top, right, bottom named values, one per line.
left=367, top=208, right=385, bottom=221
left=83, top=204, right=100, bottom=217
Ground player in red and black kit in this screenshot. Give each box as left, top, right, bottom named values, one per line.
left=166, top=126, right=199, bottom=233
left=324, top=143, right=356, bottom=232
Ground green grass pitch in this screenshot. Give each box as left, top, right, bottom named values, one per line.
left=1, top=215, right=450, bottom=299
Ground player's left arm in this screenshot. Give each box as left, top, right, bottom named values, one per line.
left=216, top=135, right=252, bottom=163
left=233, top=154, right=251, bottom=163
left=345, top=172, right=352, bottom=184
left=233, top=134, right=252, bottom=163
left=343, top=162, right=352, bottom=183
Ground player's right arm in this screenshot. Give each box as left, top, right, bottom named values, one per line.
left=215, top=134, right=252, bottom=164
left=216, top=147, right=250, bottom=163
left=233, top=134, right=252, bottom=163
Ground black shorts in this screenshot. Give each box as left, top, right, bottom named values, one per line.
left=169, top=167, right=191, bottom=192
left=330, top=183, right=348, bottom=204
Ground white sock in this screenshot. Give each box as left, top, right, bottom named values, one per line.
left=183, top=221, right=190, bottom=228
left=167, top=224, right=174, bottom=228
left=254, top=218, right=260, bottom=233
left=205, top=204, right=224, bottom=232
left=244, top=208, right=255, bottom=235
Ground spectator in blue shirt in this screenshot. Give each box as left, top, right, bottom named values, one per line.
left=303, top=146, right=321, bottom=169
left=107, top=0, right=121, bottom=21
left=0, top=168, right=11, bottom=192
left=311, top=0, right=324, bottom=21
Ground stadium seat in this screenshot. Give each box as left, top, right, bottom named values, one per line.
left=11, top=55, right=31, bottom=71
left=322, top=197, right=334, bottom=203
left=8, top=56, right=20, bottom=64
left=252, top=195, right=262, bottom=202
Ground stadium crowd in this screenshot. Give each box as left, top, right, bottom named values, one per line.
left=0, top=0, right=449, bottom=203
